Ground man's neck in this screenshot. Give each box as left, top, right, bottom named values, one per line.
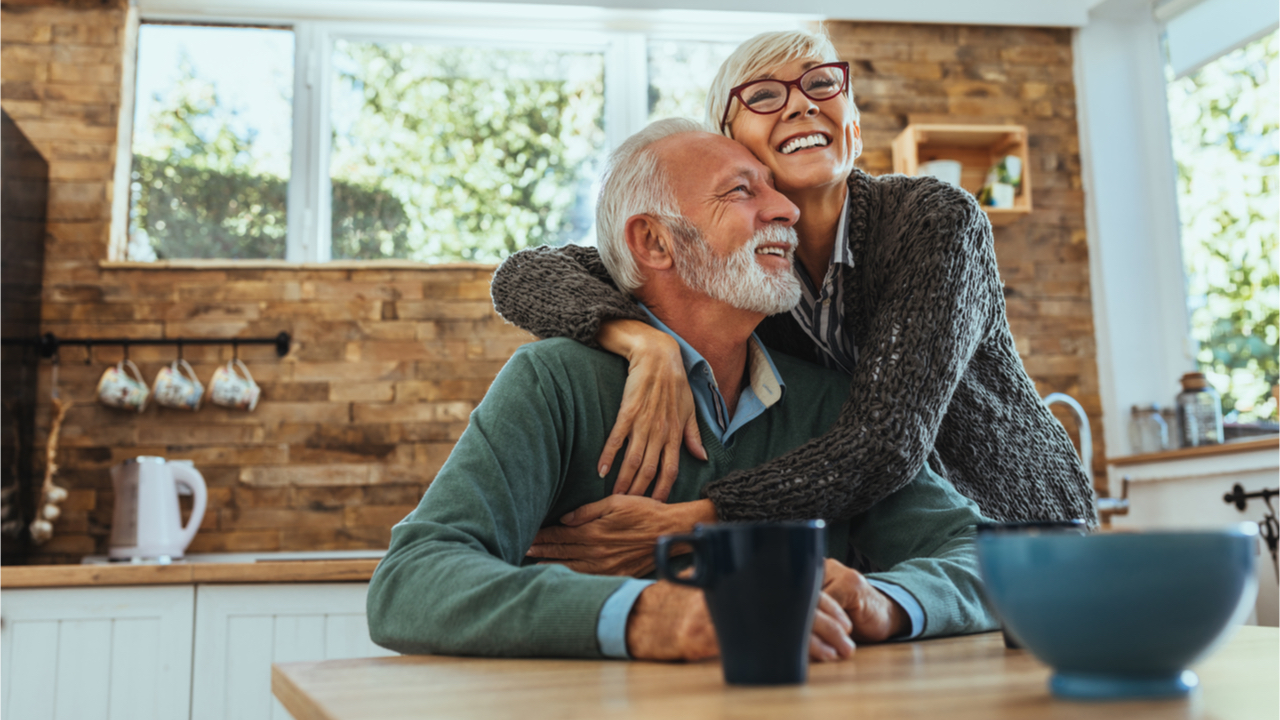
left=640, top=291, right=760, bottom=417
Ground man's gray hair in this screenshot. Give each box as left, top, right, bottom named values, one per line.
left=596, top=117, right=708, bottom=295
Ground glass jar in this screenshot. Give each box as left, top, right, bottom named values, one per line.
left=1129, top=404, right=1169, bottom=454
left=1160, top=405, right=1181, bottom=450
left=1176, top=372, right=1224, bottom=447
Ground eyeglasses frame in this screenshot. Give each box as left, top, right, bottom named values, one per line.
left=719, top=61, right=852, bottom=134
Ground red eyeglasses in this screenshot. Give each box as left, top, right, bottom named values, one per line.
left=720, top=62, right=851, bottom=133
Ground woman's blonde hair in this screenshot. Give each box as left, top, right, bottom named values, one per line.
left=705, top=26, right=859, bottom=138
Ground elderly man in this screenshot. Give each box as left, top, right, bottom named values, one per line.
left=367, top=118, right=996, bottom=661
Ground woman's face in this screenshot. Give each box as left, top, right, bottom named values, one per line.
left=726, top=56, right=861, bottom=196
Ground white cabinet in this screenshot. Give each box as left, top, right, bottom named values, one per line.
left=1109, top=443, right=1279, bottom=627
left=0, top=581, right=394, bottom=720
left=190, top=584, right=394, bottom=720
left=0, top=585, right=195, bottom=720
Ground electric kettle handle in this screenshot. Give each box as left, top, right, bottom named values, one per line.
left=169, top=462, right=208, bottom=552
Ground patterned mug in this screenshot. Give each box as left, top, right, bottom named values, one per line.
left=208, top=359, right=260, bottom=411
left=153, top=359, right=204, bottom=411
left=97, top=359, right=149, bottom=412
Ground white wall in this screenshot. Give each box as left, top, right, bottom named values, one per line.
left=1074, top=0, right=1195, bottom=459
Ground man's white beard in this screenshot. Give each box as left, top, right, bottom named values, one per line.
left=672, top=223, right=802, bottom=316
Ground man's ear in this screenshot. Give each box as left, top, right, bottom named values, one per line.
left=624, top=215, right=675, bottom=272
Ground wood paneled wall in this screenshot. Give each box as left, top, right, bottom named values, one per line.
left=1, top=2, right=1101, bottom=563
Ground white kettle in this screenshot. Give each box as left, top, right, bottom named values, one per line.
left=109, top=456, right=208, bottom=561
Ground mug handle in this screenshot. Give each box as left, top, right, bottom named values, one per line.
left=178, top=358, right=200, bottom=385
left=123, top=358, right=146, bottom=385
left=655, top=533, right=705, bottom=588
left=232, top=358, right=256, bottom=387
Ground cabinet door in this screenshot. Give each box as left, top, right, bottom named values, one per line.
left=190, top=583, right=394, bottom=720
left=0, top=585, right=195, bottom=720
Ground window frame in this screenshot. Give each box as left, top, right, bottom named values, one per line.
left=123, top=3, right=807, bottom=263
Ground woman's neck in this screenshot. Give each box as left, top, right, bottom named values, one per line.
left=787, top=181, right=849, bottom=287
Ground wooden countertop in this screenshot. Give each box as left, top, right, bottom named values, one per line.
left=1109, top=435, right=1279, bottom=467
left=272, top=627, right=1280, bottom=720
left=0, top=558, right=380, bottom=588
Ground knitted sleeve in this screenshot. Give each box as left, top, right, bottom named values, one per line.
left=490, top=244, right=649, bottom=348
left=704, top=182, right=1000, bottom=522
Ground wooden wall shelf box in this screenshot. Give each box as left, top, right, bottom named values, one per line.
left=891, top=124, right=1032, bottom=226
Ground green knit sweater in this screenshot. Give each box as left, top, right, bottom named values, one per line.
left=366, top=338, right=997, bottom=658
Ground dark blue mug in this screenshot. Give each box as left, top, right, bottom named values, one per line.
left=655, top=520, right=826, bottom=685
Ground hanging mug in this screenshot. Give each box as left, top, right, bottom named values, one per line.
left=98, top=359, right=149, bottom=412
left=153, top=358, right=204, bottom=411
left=208, top=359, right=260, bottom=411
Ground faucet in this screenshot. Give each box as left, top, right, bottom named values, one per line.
left=1042, top=392, right=1129, bottom=522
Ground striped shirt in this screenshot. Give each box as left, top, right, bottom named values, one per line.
left=790, top=194, right=859, bottom=375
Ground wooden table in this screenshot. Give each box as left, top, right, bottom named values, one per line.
left=273, top=626, right=1278, bottom=720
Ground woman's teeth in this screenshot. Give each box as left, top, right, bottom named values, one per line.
left=780, top=134, right=829, bottom=155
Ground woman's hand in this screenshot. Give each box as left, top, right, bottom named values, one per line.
left=596, top=319, right=707, bottom=501
left=527, top=497, right=716, bottom=577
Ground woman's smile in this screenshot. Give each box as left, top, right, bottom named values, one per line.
left=728, top=57, right=859, bottom=195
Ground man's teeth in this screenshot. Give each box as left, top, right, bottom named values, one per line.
left=756, top=246, right=788, bottom=256
left=780, top=134, right=829, bottom=155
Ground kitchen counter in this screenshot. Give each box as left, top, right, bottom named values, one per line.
left=0, top=552, right=382, bottom=588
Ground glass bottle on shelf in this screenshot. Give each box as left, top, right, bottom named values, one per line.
left=1176, top=372, right=1224, bottom=448
left=1129, top=404, right=1169, bottom=454
left=1160, top=405, right=1181, bottom=450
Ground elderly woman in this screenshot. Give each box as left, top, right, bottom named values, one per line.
left=490, top=28, right=1095, bottom=571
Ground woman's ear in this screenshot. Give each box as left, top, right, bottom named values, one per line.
left=624, top=215, right=675, bottom=272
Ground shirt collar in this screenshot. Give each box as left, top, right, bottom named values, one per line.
left=832, top=188, right=856, bottom=269
left=637, top=304, right=786, bottom=439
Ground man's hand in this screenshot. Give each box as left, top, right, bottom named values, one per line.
left=626, top=582, right=719, bottom=661
left=822, top=558, right=910, bottom=643
left=626, top=583, right=857, bottom=663
left=811, top=592, right=857, bottom=661
left=528, top=496, right=716, bottom=576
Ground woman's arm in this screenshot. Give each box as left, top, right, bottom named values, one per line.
left=491, top=244, right=648, bottom=346
left=705, top=182, right=999, bottom=522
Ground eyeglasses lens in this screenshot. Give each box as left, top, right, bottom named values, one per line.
left=741, top=65, right=845, bottom=113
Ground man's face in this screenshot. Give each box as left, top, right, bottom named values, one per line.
left=653, top=134, right=802, bottom=315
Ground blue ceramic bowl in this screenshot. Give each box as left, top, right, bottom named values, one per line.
left=976, top=524, right=1259, bottom=700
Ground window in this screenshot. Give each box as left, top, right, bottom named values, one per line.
left=646, top=39, right=738, bottom=123
left=1166, top=31, right=1279, bottom=426
left=123, top=10, right=791, bottom=264
left=128, top=24, right=294, bottom=261
left=328, top=40, right=605, bottom=262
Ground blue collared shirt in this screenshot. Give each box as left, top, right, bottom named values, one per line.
left=596, top=302, right=922, bottom=657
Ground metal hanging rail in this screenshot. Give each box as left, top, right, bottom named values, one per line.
left=1, top=332, right=291, bottom=359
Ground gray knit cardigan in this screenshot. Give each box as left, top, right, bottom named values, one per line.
left=490, top=168, right=1098, bottom=528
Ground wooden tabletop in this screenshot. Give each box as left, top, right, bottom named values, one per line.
left=0, top=559, right=380, bottom=588
left=273, top=626, right=1279, bottom=720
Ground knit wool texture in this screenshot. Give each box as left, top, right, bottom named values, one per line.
left=489, top=168, right=1098, bottom=528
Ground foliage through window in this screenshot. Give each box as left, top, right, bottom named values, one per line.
left=129, top=24, right=294, bottom=261
left=328, top=41, right=605, bottom=262
left=1166, top=31, right=1279, bottom=424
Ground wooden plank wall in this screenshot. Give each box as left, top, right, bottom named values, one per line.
left=0, top=2, right=1101, bottom=563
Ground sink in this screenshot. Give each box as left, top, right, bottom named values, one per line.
left=82, top=549, right=386, bottom=565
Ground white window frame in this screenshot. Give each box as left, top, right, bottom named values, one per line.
left=126, top=1, right=812, bottom=263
